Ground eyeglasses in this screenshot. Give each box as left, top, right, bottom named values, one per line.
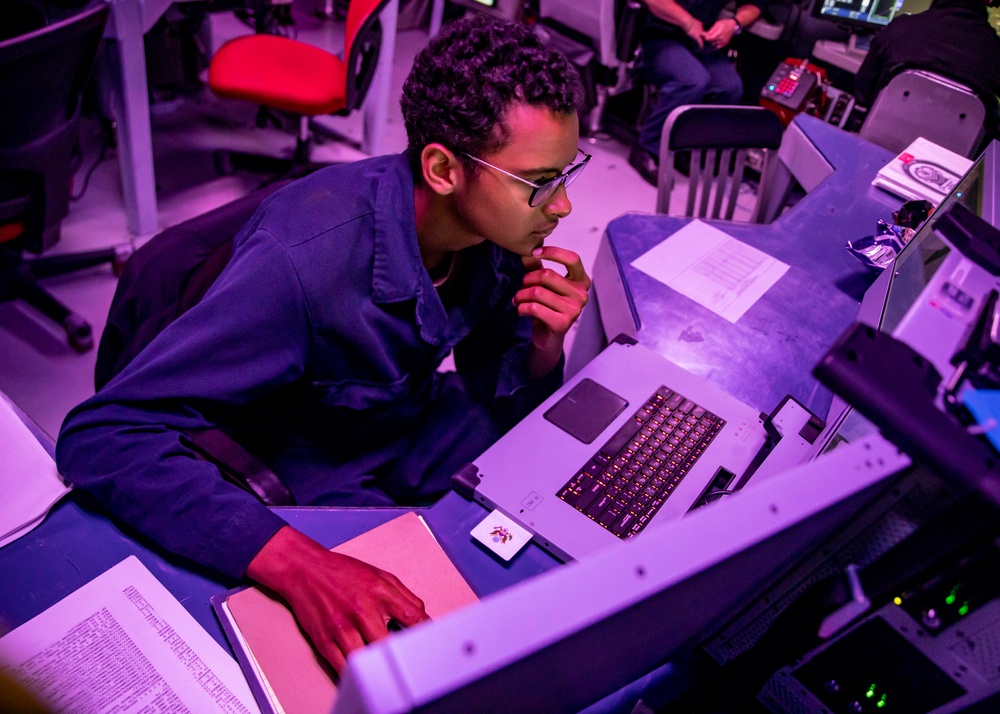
left=460, top=148, right=592, bottom=208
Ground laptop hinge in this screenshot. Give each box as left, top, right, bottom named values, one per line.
left=451, top=462, right=482, bottom=498
left=610, top=332, right=638, bottom=346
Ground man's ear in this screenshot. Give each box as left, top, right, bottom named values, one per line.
left=420, top=144, right=463, bottom=196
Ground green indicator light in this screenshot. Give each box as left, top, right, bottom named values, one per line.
left=867, top=685, right=877, bottom=698
left=959, top=602, right=970, bottom=616
left=878, top=693, right=888, bottom=708
left=946, top=594, right=956, bottom=605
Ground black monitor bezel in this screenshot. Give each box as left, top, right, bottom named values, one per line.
left=809, top=0, right=903, bottom=34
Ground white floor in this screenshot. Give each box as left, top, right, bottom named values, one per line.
left=0, top=7, right=757, bottom=440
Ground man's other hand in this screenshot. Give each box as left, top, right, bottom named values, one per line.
left=704, top=18, right=738, bottom=48
left=246, top=526, right=430, bottom=673
left=685, top=18, right=707, bottom=48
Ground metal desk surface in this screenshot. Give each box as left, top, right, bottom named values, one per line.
left=595, top=114, right=902, bottom=421
left=0, top=404, right=637, bottom=712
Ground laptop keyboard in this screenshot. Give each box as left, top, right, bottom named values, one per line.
left=557, top=386, right=726, bottom=539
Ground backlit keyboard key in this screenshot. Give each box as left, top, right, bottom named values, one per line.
left=557, top=385, right=726, bottom=540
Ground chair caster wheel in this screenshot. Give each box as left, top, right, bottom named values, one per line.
left=112, top=244, right=134, bottom=277
left=64, top=314, right=93, bottom=353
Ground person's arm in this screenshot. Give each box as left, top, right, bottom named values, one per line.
left=452, top=244, right=588, bottom=428
left=57, top=229, right=311, bottom=576
left=643, top=0, right=708, bottom=47
left=57, top=228, right=428, bottom=673
left=246, top=526, right=429, bottom=673
left=704, top=3, right=761, bottom=49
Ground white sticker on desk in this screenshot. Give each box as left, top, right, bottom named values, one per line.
left=471, top=509, right=533, bottom=561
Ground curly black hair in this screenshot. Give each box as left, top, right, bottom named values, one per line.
left=400, top=14, right=583, bottom=175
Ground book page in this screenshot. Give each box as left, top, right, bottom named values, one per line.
left=0, top=556, right=259, bottom=713
left=222, top=512, right=479, bottom=714
left=0, top=393, right=70, bottom=547
left=631, top=220, right=789, bottom=323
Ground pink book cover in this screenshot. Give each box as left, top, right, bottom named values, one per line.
left=220, top=512, right=479, bottom=714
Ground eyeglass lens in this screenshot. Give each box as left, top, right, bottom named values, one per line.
left=528, top=160, right=588, bottom=207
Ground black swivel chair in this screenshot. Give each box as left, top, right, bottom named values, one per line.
left=96, top=180, right=296, bottom=506
left=0, top=3, right=124, bottom=353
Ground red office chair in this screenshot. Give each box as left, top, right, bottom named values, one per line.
left=207, top=0, right=391, bottom=174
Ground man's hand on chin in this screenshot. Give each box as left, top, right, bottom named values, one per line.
left=515, top=245, right=592, bottom=379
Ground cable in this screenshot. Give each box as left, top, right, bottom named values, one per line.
left=70, top=131, right=108, bottom=203
left=703, top=488, right=737, bottom=502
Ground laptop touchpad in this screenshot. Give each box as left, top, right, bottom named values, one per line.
left=543, top=378, right=628, bottom=444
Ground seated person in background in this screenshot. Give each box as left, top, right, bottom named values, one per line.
left=629, top=0, right=764, bottom=185
left=854, top=0, right=1000, bottom=112
left=57, top=15, right=590, bottom=673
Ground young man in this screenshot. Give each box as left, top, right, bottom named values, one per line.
left=57, top=16, right=590, bottom=672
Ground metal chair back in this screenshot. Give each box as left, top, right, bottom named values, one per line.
left=657, top=105, right=784, bottom=223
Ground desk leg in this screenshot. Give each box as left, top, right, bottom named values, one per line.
left=109, top=0, right=159, bottom=236
left=429, top=0, right=444, bottom=37
left=362, top=0, right=398, bottom=156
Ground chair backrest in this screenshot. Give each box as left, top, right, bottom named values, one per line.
left=343, top=0, right=393, bottom=112
left=96, top=180, right=291, bottom=390
left=537, top=0, right=643, bottom=134
left=656, top=105, right=785, bottom=223
left=538, top=0, right=644, bottom=70
left=96, top=180, right=295, bottom=506
left=859, top=69, right=989, bottom=159
left=0, top=3, right=109, bottom=251
left=538, top=0, right=611, bottom=68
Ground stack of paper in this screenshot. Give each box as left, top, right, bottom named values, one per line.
left=871, top=137, right=974, bottom=204
left=0, top=394, right=71, bottom=548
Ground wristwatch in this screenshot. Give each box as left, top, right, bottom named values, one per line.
left=731, top=17, right=743, bottom=35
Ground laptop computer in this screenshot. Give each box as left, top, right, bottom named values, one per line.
left=453, top=338, right=823, bottom=562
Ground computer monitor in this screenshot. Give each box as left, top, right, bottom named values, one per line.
left=332, top=145, right=1000, bottom=714
left=810, top=0, right=932, bottom=34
